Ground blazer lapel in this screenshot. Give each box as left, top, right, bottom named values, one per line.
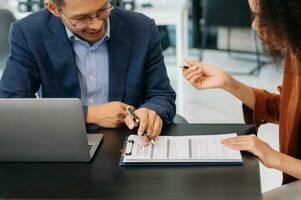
left=108, top=10, right=131, bottom=101
left=44, top=15, right=80, bottom=98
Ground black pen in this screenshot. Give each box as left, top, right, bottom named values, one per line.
left=181, top=65, right=190, bottom=69
left=126, top=107, right=156, bottom=145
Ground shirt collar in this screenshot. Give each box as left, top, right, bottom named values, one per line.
left=65, top=18, right=111, bottom=49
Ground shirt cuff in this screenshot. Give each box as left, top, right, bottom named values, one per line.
left=242, top=88, right=269, bottom=129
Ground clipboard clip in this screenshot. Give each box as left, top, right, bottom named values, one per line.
left=121, top=139, right=134, bottom=156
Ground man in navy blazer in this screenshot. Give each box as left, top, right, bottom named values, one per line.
left=0, top=0, right=176, bottom=141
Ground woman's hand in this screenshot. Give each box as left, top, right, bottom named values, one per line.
left=183, top=59, right=256, bottom=110
left=182, top=59, right=232, bottom=90
left=221, top=134, right=281, bottom=168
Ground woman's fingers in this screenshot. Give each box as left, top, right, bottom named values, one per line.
left=186, top=59, right=201, bottom=66
left=183, top=65, right=198, bottom=76
left=189, top=74, right=204, bottom=88
left=222, top=135, right=253, bottom=143
left=184, top=68, right=203, bottom=80
left=221, top=135, right=259, bottom=153
left=185, top=71, right=203, bottom=82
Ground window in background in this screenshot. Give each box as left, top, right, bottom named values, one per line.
left=18, top=0, right=44, bottom=12
left=0, top=0, right=8, bottom=6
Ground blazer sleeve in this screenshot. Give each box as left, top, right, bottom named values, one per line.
left=243, top=87, right=281, bottom=129
left=0, top=22, right=40, bottom=98
left=139, top=20, right=176, bottom=125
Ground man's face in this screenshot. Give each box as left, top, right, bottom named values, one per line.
left=58, top=0, right=110, bottom=44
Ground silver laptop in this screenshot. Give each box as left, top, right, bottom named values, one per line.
left=0, top=98, right=103, bottom=162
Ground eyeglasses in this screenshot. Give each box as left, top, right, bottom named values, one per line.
left=59, top=1, right=115, bottom=30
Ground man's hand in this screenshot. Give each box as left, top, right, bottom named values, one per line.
left=125, top=108, right=163, bottom=144
left=86, top=101, right=129, bottom=128
left=221, top=134, right=280, bottom=168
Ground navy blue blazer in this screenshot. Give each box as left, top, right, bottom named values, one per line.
left=0, top=8, right=176, bottom=124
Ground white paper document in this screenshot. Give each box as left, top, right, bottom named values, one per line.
left=122, top=133, right=243, bottom=163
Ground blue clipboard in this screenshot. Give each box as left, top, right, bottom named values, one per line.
left=119, top=136, right=243, bottom=167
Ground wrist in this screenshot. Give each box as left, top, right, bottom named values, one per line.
left=223, top=73, right=235, bottom=92
left=86, top=106, right=97, bottom=124
left=272, top=151, right=285, bottom=170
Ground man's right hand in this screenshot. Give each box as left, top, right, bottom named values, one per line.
left=86, top=101, right=130, bottom=128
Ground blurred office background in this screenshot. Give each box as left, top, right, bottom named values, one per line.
left=0, top=0, right=283, bottom=193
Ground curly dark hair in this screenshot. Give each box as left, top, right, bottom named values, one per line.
left=51, top=0, right=64, bottom=7
left=257, top=0, right=301, bottom=60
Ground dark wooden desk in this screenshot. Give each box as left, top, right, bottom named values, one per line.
left=0, top=124, right=262, bottom=199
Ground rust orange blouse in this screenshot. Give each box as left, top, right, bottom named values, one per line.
left=243, top=49, right=301, bottom=184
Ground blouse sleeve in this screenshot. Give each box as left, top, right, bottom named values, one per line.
left=243, top=87, right=281, bottom=129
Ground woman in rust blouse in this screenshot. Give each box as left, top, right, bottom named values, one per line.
left=183, top=0, right=301, bottom=184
